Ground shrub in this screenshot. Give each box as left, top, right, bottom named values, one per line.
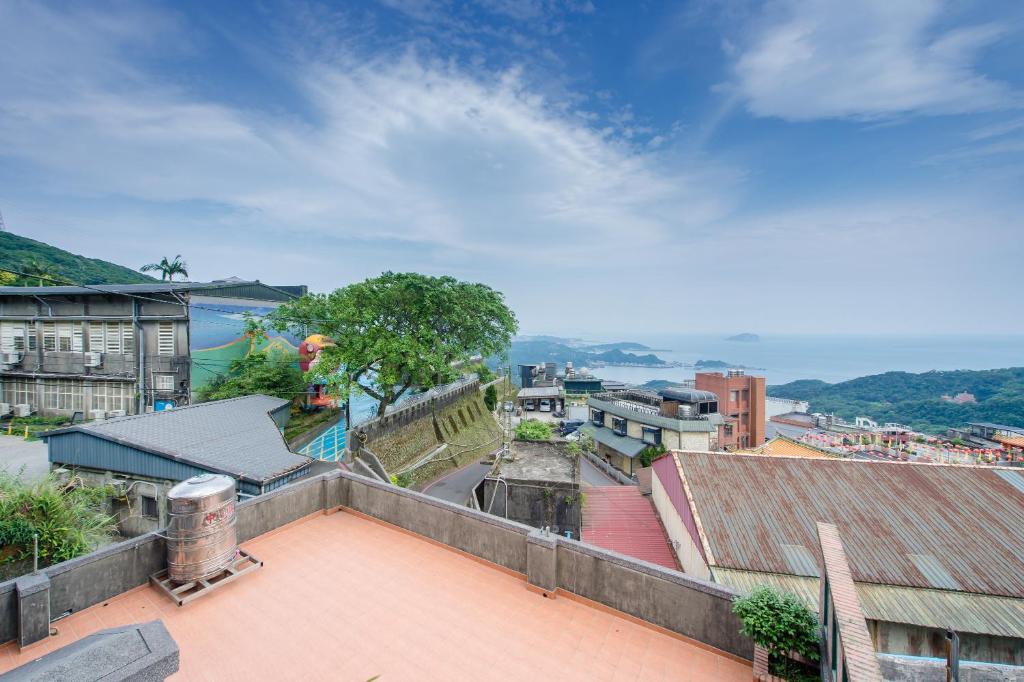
left=484, top=384, right=498, bottom=411
left=637, top=443, right=667, bottom=468
left=515, top=419, right=552, bottom=441
left=733, top=585, right=820, bottom=680
left=0, top=472, right=116, bottom=567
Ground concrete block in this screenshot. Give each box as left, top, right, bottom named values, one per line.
left=526, top=529, right=558, bottom=595
left=15, top=573, right=50, bottom=649
left=2, top=619, right=179, bottom=681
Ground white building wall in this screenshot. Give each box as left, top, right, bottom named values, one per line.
left=650, top=471, right=712, bottom=580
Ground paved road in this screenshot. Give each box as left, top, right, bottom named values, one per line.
left=580, top=455, right=618, bottom=487
left=421, top=460, right=494, bottom=505
left=0, top=436, right=49, bottom=482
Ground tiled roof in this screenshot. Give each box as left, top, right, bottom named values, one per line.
left=0, top=511, right=750, bottom=681
left=45, top=395, right=309, bottom=484
left=582, top=486, right=678, bottom=570
left=673, top=451, right=1024, bottom=598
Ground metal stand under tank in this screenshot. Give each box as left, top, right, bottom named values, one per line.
left=150, top=474, right=262, bottom=606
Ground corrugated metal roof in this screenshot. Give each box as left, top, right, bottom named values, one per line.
left=516, top=387, right=563, bottom=399
left=45, top=395, right=309, bottom=485
left=578, top=423, right=646, bottom=458
left=712, top=568, right=1024, bottom=638
left=674, top=451, right=1024, bottom=598
left=582, top=486, right=678, bottom=570
left=0, top=280, right=299, bottom=301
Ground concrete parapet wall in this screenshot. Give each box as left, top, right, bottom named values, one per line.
left=4, top=467, right=753, bottom=663
left=555, top=539, right=752, bottom=660
left=340, top=470, right=530, bottom=574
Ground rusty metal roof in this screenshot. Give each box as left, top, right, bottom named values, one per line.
left=673, top=451, right=1024, bottom=598
left=712, top=568, right=1024, bottom=638
left=582, top=486, right=679, bottom=570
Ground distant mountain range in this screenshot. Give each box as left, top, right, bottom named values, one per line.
left=769, top=367, right=1024, bottom=433
left=726, top=333, right=759, bottom=342
left=507, top=337, right=677, bottom=374
left=0, top=231, right=154, bottom=285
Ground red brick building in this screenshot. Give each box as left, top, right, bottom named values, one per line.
left=695, top=370, right=765, bottom=449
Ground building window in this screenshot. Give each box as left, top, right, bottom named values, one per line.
left=43, top=380, right=83, bottom=411
left=612, top=417, right=627, bottom=436
left=89, top=322, right=135, bottom=356
left=0, top=322, right=29, bottom=353
left=729, top=389, right=739, bottom=404
left=590, top=409, right=604, bottom=426
left=642, top=426, right=662, bottom=445
left=1, top=379, right=34, bottom=408
left=92, top=382, right=131, bottom=412
left=155, top=374, right=175, bottom=391
left=157, top=322, right=175, bottom=356
left=141, top=496, right=159, bottom=519
left=42, top=322, right=56, bottom=352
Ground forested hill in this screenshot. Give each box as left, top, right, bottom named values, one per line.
left=0, top=231, right=154, bottom=285
left=768, top=367, right=1024, bottom=433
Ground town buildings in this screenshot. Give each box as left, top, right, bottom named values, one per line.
left=43, top=395, right=312, bottom=535
left=580, top=389, right=723, bottom=476
left=651, top=451, right=1024, bottom=666
left=0, top=280, right=303, bottom=418
left=694, top=369, right=765, bottom=449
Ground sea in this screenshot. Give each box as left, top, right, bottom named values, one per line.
left=577, top=334, right=1024, bottom=386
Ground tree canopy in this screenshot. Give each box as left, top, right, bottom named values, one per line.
left=140, top=254, right=189, bottom=281
left=268, top=272, right=517, bottom=416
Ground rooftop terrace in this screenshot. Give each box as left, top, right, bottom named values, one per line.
left=0, top=470, right=753, bottom=681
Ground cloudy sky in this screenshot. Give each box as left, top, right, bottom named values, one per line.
left=1, top=0, right=1022, bottom=335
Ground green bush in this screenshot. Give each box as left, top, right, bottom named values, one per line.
left=472, top=363, right=497, bottom=384
left=733, top=585, right=820, bottom=680
left=484, top=384, right=498, bottom=411
left=637, top=443, right=667, bottom=468
left=515, top=419, right=553, bottom=441
left=0, top=472, right=116, bottom=567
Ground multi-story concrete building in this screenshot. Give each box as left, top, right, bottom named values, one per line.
left=694, top=369, right=765, bottom=449
left=580, top=389, right=723, bottom=476
left=0, top=280, right=303, bottom=419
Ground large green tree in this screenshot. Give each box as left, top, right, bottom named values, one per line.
left=269, top=272, right=517, bottom=416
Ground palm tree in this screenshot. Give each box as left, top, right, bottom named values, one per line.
left=140, top=255, right=189, bottom=281
left=21, top=257, right=60, bottom=286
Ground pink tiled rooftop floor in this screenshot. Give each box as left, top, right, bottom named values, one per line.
left=0, top=511, right=751, bottom=681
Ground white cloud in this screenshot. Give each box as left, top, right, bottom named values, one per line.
left=729, top=0, right=1016, bottom=121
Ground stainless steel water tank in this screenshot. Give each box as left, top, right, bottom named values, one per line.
left=166, top=474, right=238, bottom=583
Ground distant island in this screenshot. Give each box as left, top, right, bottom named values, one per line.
left=768, top=367, right=1024, bottom=434
left=726, top=333, right=759, bottom=342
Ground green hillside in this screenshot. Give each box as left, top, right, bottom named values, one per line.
left=0, top=231, right=154, bottom=285
left=769, top=367, right=1024, bottom=433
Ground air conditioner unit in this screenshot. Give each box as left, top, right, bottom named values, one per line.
left=108, top=409, right=126, bottom=418
left=89, top=409, right=107, bottom=421
left=0, top=403, right=10, bottom=416
left=84, top=352, right=103, bottom=368
left=1, top=352, right=21, bottom=364
left=13, top=404, right=32, bottom=417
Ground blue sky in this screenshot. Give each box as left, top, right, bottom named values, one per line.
left=1, top=0, right=1022, bottom=335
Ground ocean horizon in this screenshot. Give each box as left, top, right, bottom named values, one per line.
left=560, top=333, right=1024, bottom=386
